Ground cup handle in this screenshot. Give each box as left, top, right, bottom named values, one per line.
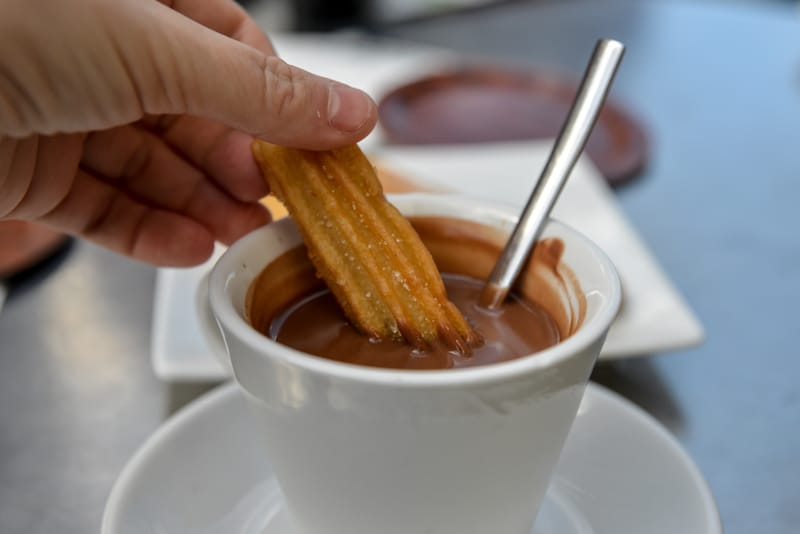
left=195, top=271, right=233, bottom=373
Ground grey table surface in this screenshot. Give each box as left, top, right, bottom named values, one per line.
left=1, top=1, right=798, bottom=533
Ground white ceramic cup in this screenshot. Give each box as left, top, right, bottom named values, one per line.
left=205, top=193, right=620, bottom=534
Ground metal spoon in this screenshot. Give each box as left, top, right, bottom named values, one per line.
left=479, top=38, right=625, bottom=309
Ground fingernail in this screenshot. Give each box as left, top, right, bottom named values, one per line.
left=327, top=83, right=373, bottom=133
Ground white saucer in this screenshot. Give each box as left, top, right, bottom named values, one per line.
left=102, top=383, right=721, bottom=534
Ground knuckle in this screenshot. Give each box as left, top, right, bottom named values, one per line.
left=0, top=137, right=34, bottom=218
left=263, top=56, right=304, bottom=121
left=1, top=135, right=84, bottom=220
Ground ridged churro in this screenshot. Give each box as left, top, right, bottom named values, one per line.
left=251, top=141, right=479, bottom=352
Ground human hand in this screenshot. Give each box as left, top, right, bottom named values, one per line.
left=0, top=0, right=377, bottom=266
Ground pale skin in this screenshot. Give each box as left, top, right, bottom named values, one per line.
left=0, top=0, right=378, bottom=266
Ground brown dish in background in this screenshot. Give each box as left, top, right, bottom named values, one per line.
left=378, top=67, right=648, bottom=187
left=0, top=221, right=69, bottom=278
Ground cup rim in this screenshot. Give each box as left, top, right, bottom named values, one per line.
left=209, top=193, right=621, bottom=388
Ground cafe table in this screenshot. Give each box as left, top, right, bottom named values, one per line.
left=1, top=1, right=798, bottom=533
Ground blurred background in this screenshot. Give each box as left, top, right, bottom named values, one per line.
left=240, top=0, right=800, bottom=31
left=1, top=1, right=799, bottom=533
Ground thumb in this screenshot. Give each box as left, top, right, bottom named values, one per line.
left=136, top=2, right=377, bottom=149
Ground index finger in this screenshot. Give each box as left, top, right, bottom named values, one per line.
left=158, top=0, right=276, bottom=55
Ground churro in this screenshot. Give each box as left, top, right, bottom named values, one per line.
left=251, top=141, right=479, bottom=351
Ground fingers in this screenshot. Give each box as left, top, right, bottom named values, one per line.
left=156, top=0, right=276, bottom=55
left=140, top=115, right=268, bottom=202
left=1, top=127, right=268, bottom=266
left=81, top=125, right=270, bottom=245
left=132, top=1, right=377, bottom=149
left=0, top=137, right=35, bottom=217
left=39, top=168, right=215, bottom=266
left=1, top=0, right=375, bottom=149
left=0, top=134, right=84, bottom=219
left=133, top=0, right=282, bottom=202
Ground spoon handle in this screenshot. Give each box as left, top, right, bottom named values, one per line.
left=480, top=39, right=625, bottom=309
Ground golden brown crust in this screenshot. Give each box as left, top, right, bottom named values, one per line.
left=251, top=141, right=479, bottom=351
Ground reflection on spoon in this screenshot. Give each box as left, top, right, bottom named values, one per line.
left=480, top=39, right=625, bottom=310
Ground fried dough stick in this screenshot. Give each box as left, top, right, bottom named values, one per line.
left=252, top=141, right=479, bottom=352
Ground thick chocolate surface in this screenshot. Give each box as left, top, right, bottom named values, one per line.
left=270, top=274, right=559, bottom=370
left=246, top=216, right=584, bottom=370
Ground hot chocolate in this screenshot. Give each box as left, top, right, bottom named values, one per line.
left=270, top=273, right=559, bottom=369
left=246, top=216, right=585, bottom=370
